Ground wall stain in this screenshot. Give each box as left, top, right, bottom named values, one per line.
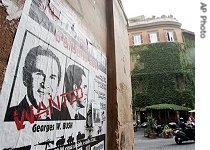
left=118, top=82, right=127, bottom=93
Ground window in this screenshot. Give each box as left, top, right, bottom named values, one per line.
left=165, top=30, right=177, bottom=42
left=148, top=32, right=159, bottom=43
left=132, top=33, right=143, bottom=45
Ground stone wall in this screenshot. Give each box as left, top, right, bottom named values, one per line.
left=0, top=5, right=20, bottom=90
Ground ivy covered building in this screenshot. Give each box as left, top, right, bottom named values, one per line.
left=128, top=15, right=195, bottom=123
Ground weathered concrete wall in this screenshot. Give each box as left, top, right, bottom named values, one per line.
left=65, top=0, right=107, bottom=53
left=113, top=1, right=134, bottom=150
left=106, top=0, right=134, bottom=149
left=0, top=0, right=134, bottom=149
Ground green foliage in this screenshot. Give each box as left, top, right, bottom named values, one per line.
left=133, top=43, right=182, bottom=74
left=144, top=116, right=157, bottom=136
left=161, top=125, right=173, bottom=138
left=145, top=103, right=191, bottom=111
left=183, top=34, right=195, bottom=85
left=131, top=42, right=195, bottom=109
left=131, top=42, right=184, bottom=74
left=183, top=33, right=195, bottom=50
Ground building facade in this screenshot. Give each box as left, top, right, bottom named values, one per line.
left=0, top=0, right=134, bottom=149
left=128, top=15, right=185, bottom=71
left=128, top=15, right=195, bottom=124
left=128, top=15, right=183, bottom=45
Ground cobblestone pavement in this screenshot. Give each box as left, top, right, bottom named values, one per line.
left=134, top=128, right=195, bottom=150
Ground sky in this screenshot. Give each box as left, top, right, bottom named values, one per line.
left=121, top=0, right=197, bottom=32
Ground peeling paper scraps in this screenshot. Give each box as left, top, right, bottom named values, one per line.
left=2, top=0, right=25, bottom=20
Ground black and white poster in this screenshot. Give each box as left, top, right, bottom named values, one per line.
left=0, top=0, right=107, bottom=149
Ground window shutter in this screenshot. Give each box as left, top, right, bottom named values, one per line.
left=132, top=35, right=134, bottom=45
left=148, top=33, right=151, bottom=43
left=140, top=33, right=143, bottom=44
left=173, top=31, right=177, bottom=42
left=165, top=31, right=168, bottom=41
left=157, top=32, right=160, bottom=42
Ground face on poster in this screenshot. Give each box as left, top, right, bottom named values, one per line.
left=3, top=31, right=65, bottom=122
left=63, top=58, right=89, bottom=120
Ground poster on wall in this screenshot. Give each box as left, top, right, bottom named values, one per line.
left=0, top=0, right=107, bottom=149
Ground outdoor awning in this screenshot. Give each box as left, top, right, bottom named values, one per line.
left=145, top=103, right=191, bottom=111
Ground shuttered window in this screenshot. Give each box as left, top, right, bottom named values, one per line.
left=132, top=33, right=143, bottom=45
left=148, top=32, right=159, bottom=43
left=165, top=30, right=177, bottom=42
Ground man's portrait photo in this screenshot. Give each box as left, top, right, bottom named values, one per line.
left=51, top=62, right=89, bottom=120
left=4, top=32, right=64, bottom=122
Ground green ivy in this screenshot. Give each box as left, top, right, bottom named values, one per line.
left=131, top=42, right=195, bottom=110
left=183, top=34, right=195, bottom=85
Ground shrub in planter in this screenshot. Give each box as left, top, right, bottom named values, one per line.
left=144, top=116, right=157, bottom=138
left=161, top=125, right=173, bottom=138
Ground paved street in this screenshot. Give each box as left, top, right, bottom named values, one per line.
left=134, top=128, right=195, bottom=150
